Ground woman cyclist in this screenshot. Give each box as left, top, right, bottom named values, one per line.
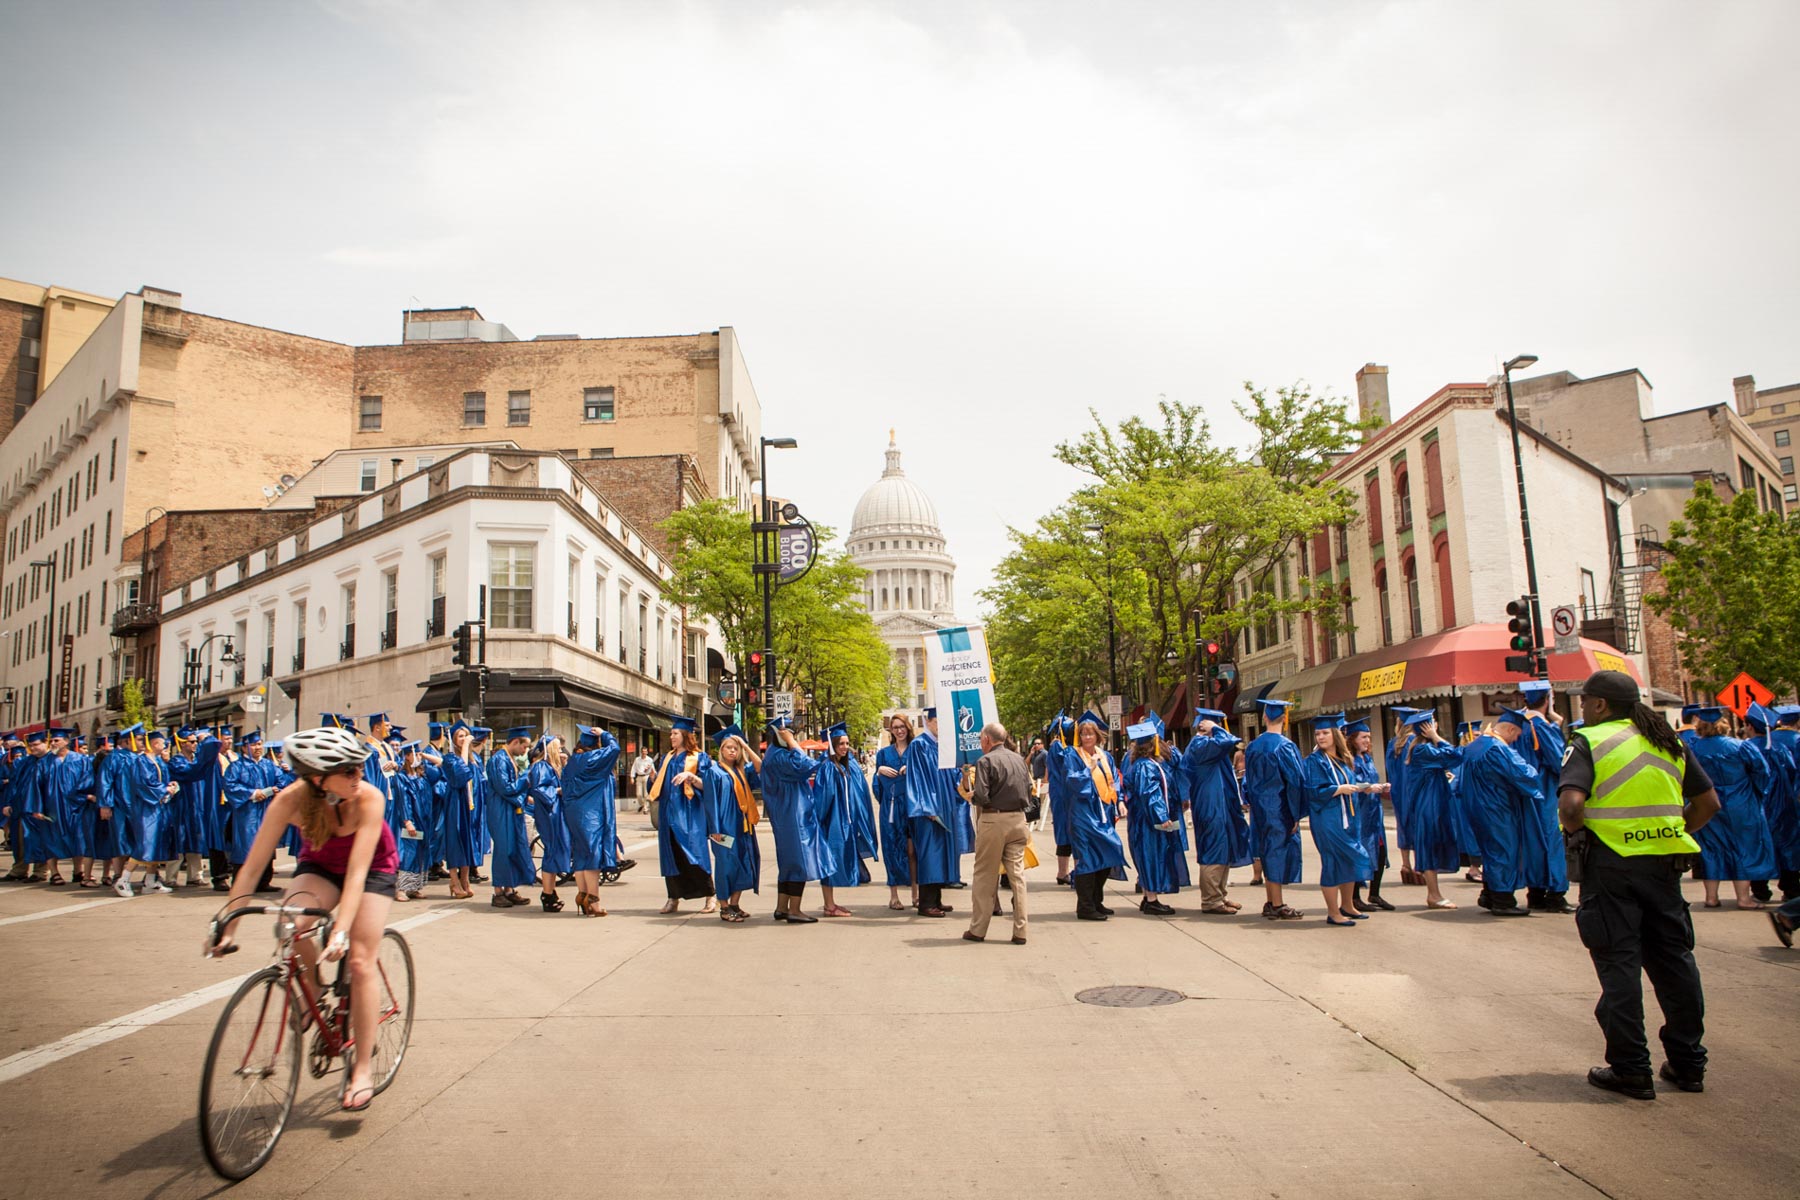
left=205, top=725, right=396, bottom=1113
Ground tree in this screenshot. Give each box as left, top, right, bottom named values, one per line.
left=121, top=677, right=157, bottom=731
left=983, top=383, right=1370, bottom=732
left=1645, top=481, right=1800, bottom=694
left=661, top=500, right=902, bottom=738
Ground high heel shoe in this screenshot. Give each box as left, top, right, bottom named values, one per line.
left=540, top=892, right=565, bottom=913
left=576, top=891, right=607, bottom=917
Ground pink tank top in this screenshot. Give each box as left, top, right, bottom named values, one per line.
left=299, top=819, right=398, bottom=876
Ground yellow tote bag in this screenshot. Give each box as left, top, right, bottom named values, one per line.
left=1022, top=842, right=1040, bottom=870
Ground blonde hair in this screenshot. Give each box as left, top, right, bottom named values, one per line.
left=1322, top=728, right=1352, bottom=765
left=294, top=787, right=338, bottom=849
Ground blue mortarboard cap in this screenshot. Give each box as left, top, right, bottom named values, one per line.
left=1747, top=703, right=1777, bottom=730
left=1193, top=708, right=1228, bottom=724
left=269, top=740, right=284, bottom=752
left=1147, top=711, right=1166, bottom=738
left=503, top=725, right=534, bottom=741
left=922, top=707, right=938, bottom=719
left=1496, top=708, right=1530, bottom=730
left=1344, top=718, right=1371, bottom=734
left=1519, top=680, right=1552, bottom=699
left=1679, top=705, right=1700, bottom=721
left=1693, top=707, right=1724, bottom=725
left=1126, top=720, right=1157, bottom=741
left=119, top=722, right=144, bottom=737
left=1403, top=710, right=1438, bottom=728
left=711, top=723, right=743, bottom=745
left=1077, top=710, right=1107, bottom=731
left=176, top=726, right=196, bottom=741
left=826, top=722, right=848, bottom=742
left=1777, top=705, right=1800, bottom=724
left=148, top=728, right=169, bottom=742
left=241, top=729, right=264, bottom=745
left=1313, top=713, right=1347, bottom=730
left=767, top=715, right=791, bottom=731
left=386, top=732, right=404, bottom=745
left=52, top=727, right=77, bottom=739
left=669, top=716, right=697, bottom=734
left=449, top=718, right=471, bottom=735
left=575, top=726, right=602, bottom=748
left=1457, top=721, right=1481, bottom=737
left=1049, top=711, right=1076, bottom=735
left=1258, top=698, right=1294, bottom=720
left=428, top=721, right=446, bottom=737
left=368, top=713, right=391, bottom=727
left=388, top=724, right=406, bottom=736
left=472, top=727, right=492, bottom=741
left=25, top=730, right=47, bottom=744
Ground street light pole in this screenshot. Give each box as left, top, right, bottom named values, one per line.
left=757, top=436, right=798, bottom=716
left=1083, top=522, right=1121, bottom=750
left=1501, top=354, right=1548, bottom=679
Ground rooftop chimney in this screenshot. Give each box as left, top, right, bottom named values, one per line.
left=1733, top=374, right=1757, bottom=417
left=1355, top=364, right=1390, bottom=438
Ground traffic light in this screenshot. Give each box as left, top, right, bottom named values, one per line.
left=451, top=623, right=473, bottom=666
left=744, top=684, right=760, bottom=706
left=748, top=650, right=764, bottom=672
left=1505, top=596, right=1533, bottom=653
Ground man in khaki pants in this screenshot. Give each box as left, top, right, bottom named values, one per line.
left=959, top=722, right=1032, bottom=945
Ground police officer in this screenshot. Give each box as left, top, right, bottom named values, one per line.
left=1558, top=670, right=1720, bottom=1100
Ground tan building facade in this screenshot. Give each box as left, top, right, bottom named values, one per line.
left=0, top=277, right=115, bottom=441
left=1733, top=373, right=1800, bottom=506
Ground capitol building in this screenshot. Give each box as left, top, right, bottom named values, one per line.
left=848, top=433, right=961, bottom=712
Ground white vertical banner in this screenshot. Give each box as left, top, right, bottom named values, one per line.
left=922, top=625, right=998, bottom=770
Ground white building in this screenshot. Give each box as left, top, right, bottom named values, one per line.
left=846, top=434, right=960, bottom=711
left=155, top=447, right=691, bottom=754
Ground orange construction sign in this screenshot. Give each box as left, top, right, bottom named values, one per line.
left=1717, top=671, right=1774, bottom=719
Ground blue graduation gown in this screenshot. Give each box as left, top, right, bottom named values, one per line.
left=485, top=751, right=538, bottom=888
left=222, top=755, right=279, bottom=864
left=761, top=746, right=834, bottom=883
left=1458, top=735, right=1542, bottom=894
left=1690, top=735, right=1777, bottom=881
left=439, top=756, right=484, bottom=868
left=392, top=773, right=432, bottom=876
left=1387, top=734, right=1415, bottom=851
left=1351, top=753, right=1385, bottom=876
left=1245, top=731, right=1306, bottom=885
left=814, top=756, right=879, bottom=888
left=1517, top=715, right=1570, bottom=893
left=871, top=745, right=913, bottom=887
left=902, top=732, right=962, bottom=885
left=1123, top=755, right=1188, bottom=894
left=561, top=735, right=622, bottom=872
left=35, top=751, right=89, bottom=860
left=88, top=750, right=120, bottom=860
left=652, top=749, right=715, bottom=879
left=1768, top=728, right=1800, bottom=874
left=1301, top=751, right=1373, bottom=887
left=133, top=752, right=179, bottom=862
left=422, top=754, right=448, bottom=865
left=1183, top=728, right=1252, bottom=868
left=169, top=739, right=226, bottom=855
left=527, top=760, right=570, bottom=876
left=705, top=760, right=763, bottom=900
left=1400, top=740, right=1465, bottom=874
left=1046, top=742, right=1127, bottom=876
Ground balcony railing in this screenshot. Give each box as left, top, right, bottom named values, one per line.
left=381, top=612, right=398, bottom=651
left=262, top=652, right=273, bottom=679
left=340, top=628, right=355, bottom=661
left=111, top=601, right=160, bottom=637
left=104, top=683, right=125, bottom=711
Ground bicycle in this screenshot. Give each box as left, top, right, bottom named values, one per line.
left=197, top=900, right=416, bottom=1180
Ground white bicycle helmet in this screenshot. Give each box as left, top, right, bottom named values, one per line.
left=283, top=726, right=368, bottom=774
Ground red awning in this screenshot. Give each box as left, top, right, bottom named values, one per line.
left=1317, top=623, right=1640, bottom=710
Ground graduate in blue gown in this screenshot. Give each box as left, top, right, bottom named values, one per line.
left=1450, top=721, right=1485, bottom=873
left=438, top=722, right=484, bottom=897
left=872, top=714, right=917, bottom=908
left=649, top=715, right=715, bottom=911
left=389, top=744, right=432, bottom=899
left=102, top=727, right=147, bottom=891
left=759, top=718, right=834, bottom=923
left=1688, top=707, right=1777, bottom=908
left=705, top=725, right=763, bottom=921
left=1398, top=710, right=1465, bottom=908
left=1342, top=718, right=1393, bottom=912
left=469, top=727, right=494, bottom=879
left=484, top=726, right=540, bottom=905
left=1384, top=707, right=1421, bottom=881
left=0, top=739, right=20, bottom=882
left=1746, top=704, right=1797, bottom=903
left=1041, top=713, right=1077, bottom=886
left=1122, top=720, right=1188, bottom=914
left=1512, top=680, right=1572, bottom=912
left=131, top=729, right=180, bottom=891
left=1182, top=708, right=1251, bottom=914
left=560, top=726, right=622, bottom=916
left=1299, top=713, right=1374, bottom=925
left=526, top=734, right=570, bottom=911
left=1458, top=710, right=1544, bottom=917
left=814, top=723, right=880, bottom=916
left=420, top=723, right=449, bottom=878
left=87, top=736, right=124, bottom=886
left=902, top=706, right=965, bottom=916
left=1046, top=711, right=1127, bottom=920
left=222, top=731, right=281, bottom=892
left=1245, top=698, right=1307, bottom=920
left=1769, top=706, right=1800, bottom=900
left=34, top=730, right=86, bottom=884
left=63, top=736, right=101, bottom=885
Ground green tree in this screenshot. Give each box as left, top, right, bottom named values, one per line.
left=984, top=384, right=1370, bottom=731
left=661, top=500, right=901, bottom=739
left=1645, top=482, right=1800, bottom=694
left=121, top=677, right=157, bottom=731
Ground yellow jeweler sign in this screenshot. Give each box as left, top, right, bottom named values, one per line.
left=1356, top=661, right=1407, bottom=699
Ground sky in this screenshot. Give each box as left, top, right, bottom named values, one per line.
left=5, top=0, right=1798, bottom=613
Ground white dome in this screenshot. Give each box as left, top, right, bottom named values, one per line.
left=850, top=436, right=942, bottom=537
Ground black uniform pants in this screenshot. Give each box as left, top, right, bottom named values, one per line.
left=1575, top=842, right=1707, bottom=1077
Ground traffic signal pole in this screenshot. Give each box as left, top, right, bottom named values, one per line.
left=1501, top=360, right=1549, bottom=680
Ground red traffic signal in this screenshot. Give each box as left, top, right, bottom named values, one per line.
left=748, top=650, right=765, bottom=668
left=1204, top=641, right=1221, bottom=657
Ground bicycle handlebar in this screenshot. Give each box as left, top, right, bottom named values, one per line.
left=207, top=904, right=336, bottom=956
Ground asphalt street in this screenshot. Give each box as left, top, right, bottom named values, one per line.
left=0, top=815, right=1795, bottom=1199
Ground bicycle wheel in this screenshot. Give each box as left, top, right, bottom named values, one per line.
left=359, top=929, right=415, bottom=1095
left=199, top=966, right=300, bottom=1181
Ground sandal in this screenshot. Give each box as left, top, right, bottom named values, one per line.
left=823, top=905, right=852, bottom=917
left=78, top=876, right=98, bottom=888
left=540, top=893, right=566, bottom=913
left=1427, top=899, right=1458, bottom=910
left=1735, top=900, right=1765, bottom=911
left=719, top=907, right=746, bottom=923
left=342, top=1082, right=375, bottom=1113
left=659, top=900, right=679, bottom=915
left=888, top=898, right=905, bottom=911
left=48, top=873, right=65, bottom=886
left=1703, top=900, right=1722, bottom=908
left=577, top=892, right=608, bottom=917
left=395, top=893, right=412, bottom=903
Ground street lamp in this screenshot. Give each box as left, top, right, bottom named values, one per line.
left=1501, top=354, right=1547, bottom=680
left=30, top=556, right=57, bottom=730
left=757, top=436, right=799, bottom=715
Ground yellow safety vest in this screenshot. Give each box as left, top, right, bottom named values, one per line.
left=1575, top=720, right=1701, bottom=857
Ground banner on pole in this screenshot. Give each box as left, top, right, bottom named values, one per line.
left=922, top=625, right=998, bottom=769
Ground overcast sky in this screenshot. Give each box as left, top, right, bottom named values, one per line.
left=5, top=0, right=1798, bottom=612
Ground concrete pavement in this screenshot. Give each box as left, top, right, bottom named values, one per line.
left=0, top=818, right=1795, bottom=1199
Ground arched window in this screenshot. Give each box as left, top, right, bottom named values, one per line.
left=1366, top=476, right=1384, bottom=544
left=1433, top=534, right=1455, bottom=628
left=1395, top=466, right=1413, bottom=532
left=1402, top=552, right=1421, bottom=638
left=1374, top=563, right=1392, bottom=645
left=1424, top=438, right=1447, bottom=517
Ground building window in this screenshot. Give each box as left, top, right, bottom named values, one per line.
left=1782, top=457, right=1794, bottom=476
left=595, top=578, right=606, bottom=652
left=463, top=392, right=486, bottom=426
left=1375, top=567, right=1392, bottom=646
left=507, top=391, right=531, bottom=426
left=1434, top=536, right=1454, bottom=628
left=428, top=553, right=447, bottom=637
left=293, top=599, right=307, bottom=671
left=568, top=556, right=580, bottom=639
left=1580, top=567, right=1599, bottom=614
left=588, top=448, right=613, bottom=459
left=617, top=589, right=629, bottom=663
left=359, top=459, right=378, bottom=492
left=416, top=456, right=434, bottom=472
left=1777, top=429, right=1791, bottom=449
left=1343, top=597, right=1356, bottom=657
left=1394, top=467, right=1413, bottom=532
left=637, top=602, right=648, bottom=674
left=1365, top=476, right=1383, bottom=544
left=686, top=632, right=701, bottom=680
left=1741, top=457, right=1756, bottom=492
left=1402, top=555, right=1421, bottom=639
left=489, top=543, right=534, bottom=630
left=1775, top=404, right=1789, bottom=415
left=1786, top=484, right=1798, bottom=504
left=583, top=387, right=615, bottom=422
left=382, top=569, right=399, bottom=650
left=340, top=583, right=356, bottom=660
left=359, top=395, right=382, bottom=431
left=1423, top=438, right=1447, bottom=517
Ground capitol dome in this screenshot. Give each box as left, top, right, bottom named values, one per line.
left=851, top=438, right=941, bottom=536
left=848, top=432, right=957, bottom=628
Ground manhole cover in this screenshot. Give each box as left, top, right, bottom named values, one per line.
left=1075, top=985, right=1186, bottom=1008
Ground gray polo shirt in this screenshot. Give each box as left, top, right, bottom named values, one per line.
left=971, top=746, right=1031, bottom=813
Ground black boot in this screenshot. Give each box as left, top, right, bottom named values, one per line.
left=1751, top=879, right=1774, bottom=903
left=1364, top=867, right=1395, bottom=911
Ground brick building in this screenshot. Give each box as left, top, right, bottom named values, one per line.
left=1732, top=372, right=1800, bottom=505
left=0, top=277, right=114, bottom=441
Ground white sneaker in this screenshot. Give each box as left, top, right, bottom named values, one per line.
left=113, top=877, right=134, bottom=898
left=144, top=878, right=172, bottom=895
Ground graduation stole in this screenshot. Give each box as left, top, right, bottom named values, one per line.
left=1324, top=755, right=1355, bottom=825
left=723, top=762, right=759, bottom=832
left=1077, top=747, right=1118, bottom=809
left=649, top=752, right=700, bottom=802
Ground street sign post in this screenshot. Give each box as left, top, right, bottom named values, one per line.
left=772, top=691, right=795, bottom=720
left=1718, top=671, right=1774, bottom=719
left=1105, top=694, right=1123, bottom=720
left=1551, top=604, right=1579, bottom=656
